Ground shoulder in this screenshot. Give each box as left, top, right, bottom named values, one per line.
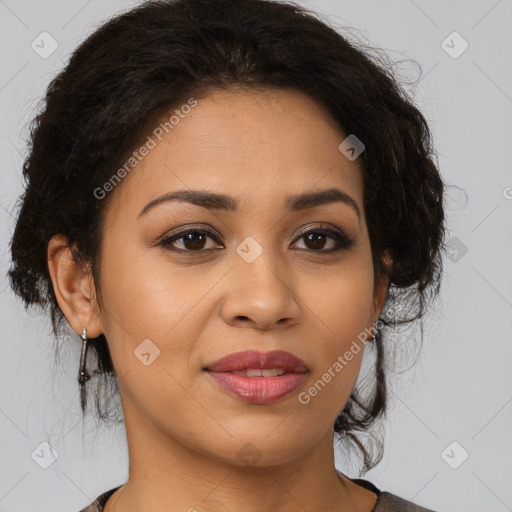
left=376, top=491, right=439, bottom=512
left=78, top=486, right=121, bottom=512
left=350, top=478, right=439, bottom=512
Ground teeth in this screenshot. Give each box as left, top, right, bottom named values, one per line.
left=231, top=368, right=287, bottom=377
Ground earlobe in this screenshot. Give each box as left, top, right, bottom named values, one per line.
left=47, top=234, right=103, bottom=338
left=370, top=251, right=393, bottom=330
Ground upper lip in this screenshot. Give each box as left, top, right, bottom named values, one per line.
left=204, top=350, right=308, bottom=373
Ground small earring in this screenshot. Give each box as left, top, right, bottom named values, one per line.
left=78, top=327, right=91, bottom=384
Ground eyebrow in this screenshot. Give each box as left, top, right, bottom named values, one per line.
left=138, top=187, right=361, bottom=222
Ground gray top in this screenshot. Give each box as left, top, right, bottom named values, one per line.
left=79, top=477, right=438, bottom=511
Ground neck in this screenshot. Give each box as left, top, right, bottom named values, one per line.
left=105, top=406, right=375, bottom=512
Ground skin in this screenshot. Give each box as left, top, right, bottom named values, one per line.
left=48, top=87, right=391, bottom=512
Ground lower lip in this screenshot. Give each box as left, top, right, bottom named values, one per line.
left=206, top=372, right=306, bottom=404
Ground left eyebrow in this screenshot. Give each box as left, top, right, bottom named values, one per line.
left=285, top=188, right=361, bottom=223
left=138, top=187, right=361, bottom=223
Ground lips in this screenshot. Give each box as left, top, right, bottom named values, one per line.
left=205, top=349, right=308, bottom=373
left=204, top=350, right=308, bottom=404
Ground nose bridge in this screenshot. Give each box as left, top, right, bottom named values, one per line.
left=221, top=233, right=300, bottom=329
left=238, top=237, right=285, bottom=288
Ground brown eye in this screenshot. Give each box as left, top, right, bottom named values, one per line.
left=303, top=232, right=331, bottom=251
left=291, top=227, right=354, bottom=254
left=160, top=229, right=222, bottom=252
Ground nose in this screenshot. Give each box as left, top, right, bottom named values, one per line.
left=220, top=249, right=301, bottom=331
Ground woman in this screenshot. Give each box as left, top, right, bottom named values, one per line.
left=8, top=0, right=447, bottom=510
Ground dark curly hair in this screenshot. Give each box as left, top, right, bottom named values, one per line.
left=8, top=0, right=447, bottom=475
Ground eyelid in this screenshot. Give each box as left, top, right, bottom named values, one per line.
left=294, top=222, right=347, bottom=239
left=159, top=222, right=347, bottom=243
left=161, top=224, right=224, bottom=241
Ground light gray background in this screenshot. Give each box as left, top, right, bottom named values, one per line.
left=1, top=1, right=511, bottom=511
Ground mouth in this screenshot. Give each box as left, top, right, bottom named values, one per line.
left=203, top=350, right=308, bottom=404
left=230, top=368, right=288, bottom=377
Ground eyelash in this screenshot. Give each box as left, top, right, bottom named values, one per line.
left=158, top=224, right=354, bottom=255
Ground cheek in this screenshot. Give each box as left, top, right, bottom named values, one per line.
left=298, top=260, right=374, bottom=409
left=96, top=235, right=213, bottom=379
left=99, top=228, right=224, bottom=333
left=296, top=292, right=370, bottom=424
left=305, top=255, right=375, bottom=344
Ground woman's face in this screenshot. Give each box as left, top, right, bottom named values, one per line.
left=90, top=87, right=389, bottom=466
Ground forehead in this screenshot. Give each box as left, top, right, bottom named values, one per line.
left=104, top=87, right=365, bottom=221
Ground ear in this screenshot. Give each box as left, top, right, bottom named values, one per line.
left=367, top=250, right=392, bottom=334
left=47, top=234, right=103, bottom=338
